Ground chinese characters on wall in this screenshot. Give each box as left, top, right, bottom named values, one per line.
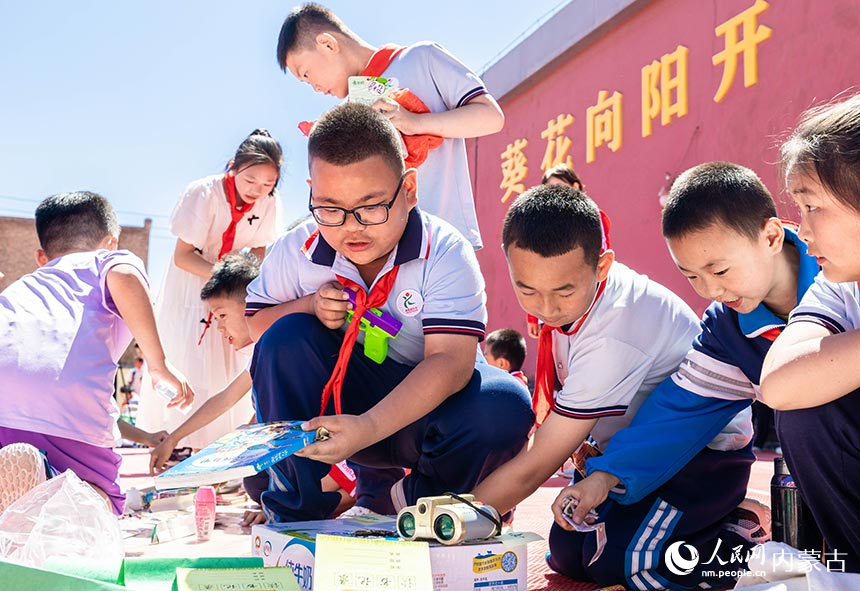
left=499, top=0, right=773, bottom=202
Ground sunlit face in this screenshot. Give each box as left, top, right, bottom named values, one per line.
left=233, top=164, right=278, bottom=205
left=285, top=41, right=352, bottom=99
left=506, top=243, right=612, bottom=328
left=208, top=295, right=252, bottom=350
left=790, top=172, right=860, bottom=282
left=667, top=221, right=783, bottom=314
left=309, top=156, right=417, bottom=280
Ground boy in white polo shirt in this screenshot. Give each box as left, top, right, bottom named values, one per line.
left=0, top=191, right=192, bottom=514
left=472, top=184, right=699, bottom=583
left=275, top=3, right=504, bottom=249
left=244, top=103, right=532, bottom=522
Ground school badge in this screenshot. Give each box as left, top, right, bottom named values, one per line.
left=396, top=289, right=423, bottom=317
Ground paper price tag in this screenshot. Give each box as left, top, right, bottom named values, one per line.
left=314, top=534, right=432, bottom=591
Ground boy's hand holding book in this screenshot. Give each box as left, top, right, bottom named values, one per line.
left=296, top=414, right=375, bottom=465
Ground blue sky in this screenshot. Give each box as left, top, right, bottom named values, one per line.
left=0, top=1, right=567, bottom=291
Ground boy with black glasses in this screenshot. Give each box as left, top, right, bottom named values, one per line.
left=244, top=103, right=533, bottom=522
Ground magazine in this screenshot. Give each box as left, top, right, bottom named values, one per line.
left=154, top=421, right=325, bottom=490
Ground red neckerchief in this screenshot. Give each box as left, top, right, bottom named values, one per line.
left=198, top=173, right=257, bottom=345
left=361, top=44, right=406, bottom=77
left=320, top=268, right=401, bottom=415
left=219, top=172, right=255, bottom=259
left=532, top=279, right=608, bottom=426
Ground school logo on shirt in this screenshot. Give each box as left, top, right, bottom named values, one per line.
left=396, top=289, right=423, bottom=317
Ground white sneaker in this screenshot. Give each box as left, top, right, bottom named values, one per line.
left=336, top=505, right=383, bottom=520
left=723, top=498, right=772, bottom=543
left=0, top=443, right=48, bottom=513
left=557, top=458, right=577, bottom=479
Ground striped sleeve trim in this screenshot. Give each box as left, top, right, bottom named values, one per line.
left=670, top=349, right=756, bottom=401
left=456, top=86, right=488, bottom=108
left=422, top=318, right=486, bottom=340
left=245, top=301, right=276, bottom=317
left=553, top=404, right=628, bottom=420
left=788, top=311, right=846, bottom=334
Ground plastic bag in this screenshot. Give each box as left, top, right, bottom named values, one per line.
left=0, top=469, right=124, bottom=567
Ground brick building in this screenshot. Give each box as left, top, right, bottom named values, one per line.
left=0, top=215, right=152, bottom=291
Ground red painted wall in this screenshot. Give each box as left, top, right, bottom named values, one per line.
left=470, top=0, right=860, bottom=377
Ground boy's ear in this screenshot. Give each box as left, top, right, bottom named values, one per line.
left=99, top=235, right=119, bottom=251
left=762, top=217, right=785, bottom=253
left=495, top=357, right=512, bottom=372
left=403, top=169, right=418, bottom=210
left=34, top=249, right=49, bottom=267
left=596, top=249, right=615, bottom=282
left=315, top=32, right=340, bottom=54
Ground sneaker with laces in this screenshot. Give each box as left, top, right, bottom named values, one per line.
left=723, top=498, right=772, bottom=543
left=0, top=443, right=49, bottom=513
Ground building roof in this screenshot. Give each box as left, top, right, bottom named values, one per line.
left=481, top=0, right=648, bottom=101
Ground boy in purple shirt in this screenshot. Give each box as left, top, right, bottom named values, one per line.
left=0, top=191, right=192, bottom=514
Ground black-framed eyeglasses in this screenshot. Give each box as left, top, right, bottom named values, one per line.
left=308, top=173, right=406, bottom=227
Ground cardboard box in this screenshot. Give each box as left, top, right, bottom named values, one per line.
left=251, top=515, right=534, bottom=591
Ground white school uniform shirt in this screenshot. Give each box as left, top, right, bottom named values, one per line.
left=380, top=41, right=490, bottom=249
left=550, top=262, right=700, bottom=449
left=245, top=208, right=487, bottom=364
left=0, top=250, right=146, bottom=447
left=135, top=174, right=280, bottom=448
left=788, top=272, right=860, bottom=334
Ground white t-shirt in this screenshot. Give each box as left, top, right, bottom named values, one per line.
left=788, top=272, right=860, bottom=334
left=0, top=250, right=147, bottom=447
left=381, top=41, right=490, bottom=249
left=135, top=174, right=280, bottom=448
left=550, top=262, right=700, bottom=449
left=245, top=208, right=487, bottom=365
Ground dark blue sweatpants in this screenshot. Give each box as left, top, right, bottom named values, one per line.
left=548, top=444, right=755, bottom=590
left=250, top=313, right=534, bottom=522
left=777, top=389, right=860, bottom=573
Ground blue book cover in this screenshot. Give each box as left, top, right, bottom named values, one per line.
left=154, top=421, right=322, bottom=490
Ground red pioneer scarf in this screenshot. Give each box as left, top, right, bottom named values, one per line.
left=198, top=173, right=257, bottom=345
left=319, top=267, right=401, bottom=415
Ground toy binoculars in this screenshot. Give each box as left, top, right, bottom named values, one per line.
left=396, top=494, right=501, bottom=546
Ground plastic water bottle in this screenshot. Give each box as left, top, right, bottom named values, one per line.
left=194, top=486, right=216, bottom=542
left=771, top=457, right=824, bottom=554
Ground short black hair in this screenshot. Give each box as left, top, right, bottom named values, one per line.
left=502, top=184, right=602, bottom=267
left=200, top=252, right=261, bottom=302
left=308, top=103, right=404, bottom=175
left=781, top=92, right=860, bottom=214
left=485, top=328, right=527, bottom=372
left=662, top=162, right=776, bottom=241
left=276, top=3, right=353, bottom=71
left=541, top=163, right=584, bottom=189
left=35, top=191, right=119, bottom=259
